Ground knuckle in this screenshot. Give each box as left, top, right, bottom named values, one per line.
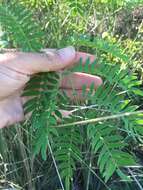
left=43, top=50, right=60, bottom=65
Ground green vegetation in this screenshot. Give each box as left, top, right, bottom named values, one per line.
left=0, top=0, right=143, bottom=189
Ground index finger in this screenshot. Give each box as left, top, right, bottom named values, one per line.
left=65, top=52, right=96, bottom=70
left=0, top=47, right=76, bottom=75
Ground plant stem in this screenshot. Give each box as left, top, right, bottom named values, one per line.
left=56, top=110, right=143, bottom=128
left=47, top=139, right=65, bottom=190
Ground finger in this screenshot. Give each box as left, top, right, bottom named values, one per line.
left=75, top=52, right=96, bottom=64
left=60, top=72, right=102, bottom=90
left=41, top=50, right=96, bottom=64
left=62, top=89, right=89, bottom=101
left=64, top=51, right=96, bottom=70
left=0, top=46, right=76, bottom=75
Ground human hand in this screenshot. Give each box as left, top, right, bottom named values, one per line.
left=0, top=47, right=102, bottom=128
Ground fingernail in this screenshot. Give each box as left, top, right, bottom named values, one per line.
left=58, top=46, right=75, bottom=63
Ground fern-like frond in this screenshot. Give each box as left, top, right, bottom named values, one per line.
left=72, top=56, right=143, bottom=97
left=0, top=3, right=44, bottom=51
left=87, top=123, right=136, bottom=182
left=23, top=72, right=61, bottom=160
left=53, top=126, right=82, bottom=190
left=0, top=3, right=60, bottom=161
left=70, top=36, right=129, bottom=62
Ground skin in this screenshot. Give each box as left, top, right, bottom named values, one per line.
left=0, top=46, right=102, bottom=128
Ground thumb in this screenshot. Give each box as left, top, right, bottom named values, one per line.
left=0, top=46, right=76, bottom=75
